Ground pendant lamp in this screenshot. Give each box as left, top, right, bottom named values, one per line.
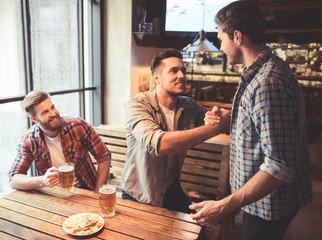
left=183, top=1, right=219, bottom=52
left=183, top=29, right=219, bottom=52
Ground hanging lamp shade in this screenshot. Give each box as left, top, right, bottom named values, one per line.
left=183, top=30, right=220, bottom=52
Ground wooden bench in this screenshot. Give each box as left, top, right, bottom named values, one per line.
left=94, top=125, right=232, bottom=239
left=93, top=125, right=127, bottom=188
left=93, top=125, right=230, bottom=200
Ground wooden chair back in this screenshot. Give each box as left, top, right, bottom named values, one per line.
left=182, top=141, right=230, bottom=202
left=93, top=125, right=127, bottom=187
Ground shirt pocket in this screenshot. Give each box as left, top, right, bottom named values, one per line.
left=236, top=101, right=253, bottom=137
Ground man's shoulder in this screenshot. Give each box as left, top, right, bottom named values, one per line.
left=178, top=95, right=197, bottom=104
left=178, top=95, right=204, bottom=109
left=130, top=91, right=154, bottom=102
left=21, top=125, right=38, bottom=141
left=127, top=91, right=157, bottom=107
left=61, top=117, right=92, bottom=131
left=62, top=117, right=85, bottom=124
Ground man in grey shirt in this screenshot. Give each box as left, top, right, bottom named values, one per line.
left=122, top=48, right=230, bottom=213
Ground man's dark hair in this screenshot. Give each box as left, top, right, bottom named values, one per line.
left=215, top=0, right=266, bottom=45
left=150, top=48, right=183, bottom=74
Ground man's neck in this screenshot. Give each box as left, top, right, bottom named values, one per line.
left=242, top=44, right=266, bottom=68
left=42, top=128, right=60, bottom=138
left=156, top=91, right=177, bottom=110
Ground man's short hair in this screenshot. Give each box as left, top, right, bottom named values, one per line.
left=150, top=48, right=183, bottom=74
left=21, top=90, right=50, bottom=117
left=215, top=0, right=266, bottom=45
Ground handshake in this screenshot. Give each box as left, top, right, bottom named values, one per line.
left=204, top=106, right=231, bottom=132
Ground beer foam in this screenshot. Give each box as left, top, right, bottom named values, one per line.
left=59, top=165, right=74, bottom=172
left=99, top=186, right=116, bottom=194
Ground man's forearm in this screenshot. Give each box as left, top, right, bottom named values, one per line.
left=10, top=174, right=44, bottom=190
left=157, top=124, right=225, bottom=156
left=224, top=170, right=284, bottom=214
left=95, top=160, right=111, bottom=192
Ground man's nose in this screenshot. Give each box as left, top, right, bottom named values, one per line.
left=49, top=109, right=57, bottom=116
left=177, top=70, right=185, bottom=78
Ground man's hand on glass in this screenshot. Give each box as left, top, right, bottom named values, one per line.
left=42, top=166, right=59, bottom=187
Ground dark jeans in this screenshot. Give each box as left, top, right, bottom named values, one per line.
left=241, top=208, right=299, bottom=240
left=122, top=181, right=194, bottom=214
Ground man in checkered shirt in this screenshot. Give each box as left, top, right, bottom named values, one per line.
left=9, top=90, right=111, bottom=193
left=190, top=1, right=312, bottom=239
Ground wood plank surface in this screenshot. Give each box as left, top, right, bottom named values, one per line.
left=0, top=188, right=201, bottom=240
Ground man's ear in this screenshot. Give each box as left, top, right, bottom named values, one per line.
left=152, top=72, right=160, bottom=85
left=234, top=30, right=242, bottom=45
left=29, top=116, right=37, bottom=124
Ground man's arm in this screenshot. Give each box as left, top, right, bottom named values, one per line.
left=157, top=107, right=230, bottom=156
left=94, top=160, right=111, bottom=193
left=190, top=170, right=283, bottom=226
left=10, top=167, right=59, bottom=190
left=81, top=120, right=111, bottom=192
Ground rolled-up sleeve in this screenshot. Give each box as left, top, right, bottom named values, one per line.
left=9, top=140, right=34, bottom=180
left=83, top=121, right=111, bottom=163
left=125, top=99, right=166, bottom=157
left=255, top=81, right=296, bottom=183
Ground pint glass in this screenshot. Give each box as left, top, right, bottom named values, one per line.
left=99, top=185, right=116, bottom=217
left=58, top=163, right=75, bottom=191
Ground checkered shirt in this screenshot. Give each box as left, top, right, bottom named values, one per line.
left=229, top=46, right=312, bottom=220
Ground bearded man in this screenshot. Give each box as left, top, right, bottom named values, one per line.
left=9, top=90, right=111, bottom=193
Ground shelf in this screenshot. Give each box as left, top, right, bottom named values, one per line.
left=133, top=32, right=191, bottom=49
left=267, top=29, right=322, bottom=34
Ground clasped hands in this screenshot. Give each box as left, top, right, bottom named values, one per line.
left=205, top=106, right=231, bottom=131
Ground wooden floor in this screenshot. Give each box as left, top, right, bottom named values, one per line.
left=229, top=166, right=322, bottom=240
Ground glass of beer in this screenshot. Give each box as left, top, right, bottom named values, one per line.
left=58, top=162, right=75, bottom=191
left=99, top=185, right=116, bottom=217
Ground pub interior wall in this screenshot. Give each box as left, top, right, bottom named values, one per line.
left=104, top=1, right=322, bottom=167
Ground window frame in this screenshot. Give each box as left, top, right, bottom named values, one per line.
left=0, top=0, right=103, bottom=126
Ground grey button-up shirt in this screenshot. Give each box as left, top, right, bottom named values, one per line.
left=122, top=91, right=207, bottom=206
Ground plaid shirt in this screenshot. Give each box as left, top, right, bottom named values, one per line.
left=9, top=117, right=111, bottom=190
left=230, top=47, right=312, bottom=220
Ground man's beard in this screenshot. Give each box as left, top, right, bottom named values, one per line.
left=40, top=115, right=62, bottom=131
left=163, top=83, right=186, bottom=97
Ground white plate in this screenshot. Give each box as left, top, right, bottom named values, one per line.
left=62, top=213, right=104, bottom=237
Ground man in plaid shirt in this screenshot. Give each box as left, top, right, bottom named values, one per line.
left=9, top=90, right=111, bottom=193
left=190, top=1, right=312, bottom=239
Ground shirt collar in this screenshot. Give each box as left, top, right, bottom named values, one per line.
left=242, top=46, right=272, bottom=84
left=148, top=90, right=190, bottom=112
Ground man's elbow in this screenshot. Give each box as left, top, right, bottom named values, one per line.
left=9, top=178, right=18, bottom=190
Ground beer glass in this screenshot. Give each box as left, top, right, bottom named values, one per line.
left=99, top=185, right=116, bottom=217
left=58, top=162, right=75, bottom=191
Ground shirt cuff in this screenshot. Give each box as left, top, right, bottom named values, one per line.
left=259, top=157, right=294, bottom=183
left=96, top=152, right=111, bottom=164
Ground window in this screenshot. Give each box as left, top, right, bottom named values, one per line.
left=0, top=0, right=103, bottom=196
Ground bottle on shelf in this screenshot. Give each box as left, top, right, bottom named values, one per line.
left=138, top=10, right=147, bottom=32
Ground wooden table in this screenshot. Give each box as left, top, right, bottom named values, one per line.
left=0, top=187, right=201, bottom=239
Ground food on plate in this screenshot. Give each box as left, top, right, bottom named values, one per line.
left=63, top=213, right=104, bottom=235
